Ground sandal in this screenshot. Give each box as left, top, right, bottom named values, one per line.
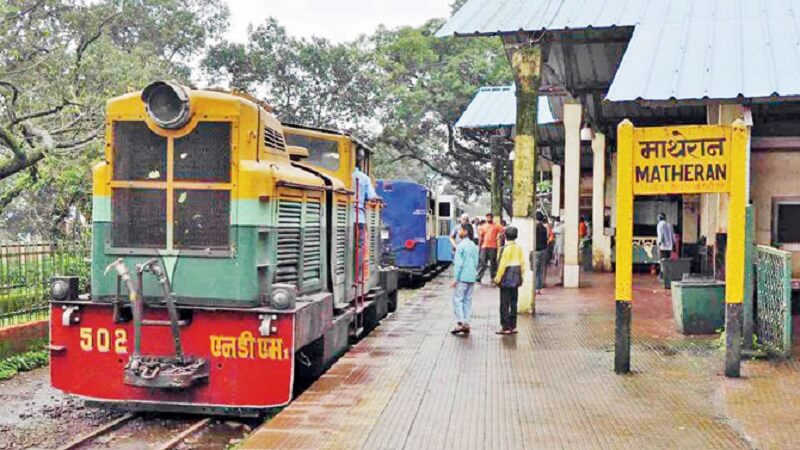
left=495, top=329, right=508, bottom=335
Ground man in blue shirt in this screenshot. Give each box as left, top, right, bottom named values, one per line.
left=353, top=149, right=378, bottom=282
left=451, top=224, right=479, bottom=335
left=353, top=150, right=378, bottom=225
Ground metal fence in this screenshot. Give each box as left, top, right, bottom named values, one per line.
left=0, top=239, right=90, bottom=328
left=754, top=245, right=793, bottom=357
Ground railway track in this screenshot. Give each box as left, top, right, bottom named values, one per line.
left=56, top=413, right=247, bottom=450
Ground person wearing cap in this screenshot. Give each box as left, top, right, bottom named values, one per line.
left=449, top=213, right=471, bottom=249
left=494, top=226, right=526, bottom=335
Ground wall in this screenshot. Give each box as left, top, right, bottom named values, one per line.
left=751, top=150, right=800, bottom=275
left=0, top=320, right=48, bottom=359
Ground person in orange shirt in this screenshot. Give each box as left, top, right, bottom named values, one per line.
left=477, top=213, right=505, bottom=284
left=579, top=216, right=588, bottom=239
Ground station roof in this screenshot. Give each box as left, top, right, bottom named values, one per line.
left=438, top=0, right=800, bottom=104
left=455, top=86, right=557, bottom=129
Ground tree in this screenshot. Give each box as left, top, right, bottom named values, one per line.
left=202, top=18, right=381, bottom=131
left=0, top=0, right=230, bottom=239
left=370, top=20, right=512, bottom=202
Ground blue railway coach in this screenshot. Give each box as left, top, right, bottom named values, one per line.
left=376, top=180, right=439, bottom=283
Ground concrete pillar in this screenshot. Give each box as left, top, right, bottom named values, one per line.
left=503, top=36, right=542, bottom=314
left=490, top=135, right=504, bottom=218
left=551, top=164, right=561, bottom=218
left=563, top=102, right=581, bottom=288
left=591, top=132, right=612, bottom=271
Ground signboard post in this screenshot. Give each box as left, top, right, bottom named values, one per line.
left=615, top=119, right=748, bottom=377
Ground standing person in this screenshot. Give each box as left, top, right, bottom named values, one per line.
left=656, top=212, right=675, bottom=277
left=477, top=213, right=505, bottom=284
left=352, top=150, right=377, bottom=280
left=534, top=212, right=549, bottom=294
left=579, top=216, right=588, bottom=239
left=449, top=213, right=471, bottom=249
left=451, top=224, right=479, bottom=335
left=494, top=226, right=525, bottom=335
left=553, top=218, right=564, bottom=267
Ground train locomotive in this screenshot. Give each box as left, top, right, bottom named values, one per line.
left=48, top=81, right=398, bottom=416
left=377, top=180, right=455, bottom=285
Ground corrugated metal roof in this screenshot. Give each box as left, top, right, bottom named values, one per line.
left=455, top=86, right=557, bottom=129
left=439, top=0, right=800, bottom=103
left=435, top=0, right=644, bottom=38
left=607, top=1, right=800, bottom=102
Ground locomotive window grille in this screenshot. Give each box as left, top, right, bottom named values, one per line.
left=173, top=190, right=230, bottom=250
left=110, top=120, right=232, bottom=252
left=264, top=126, right=286, bottom=152
left=335, top=200, right=347, bottom=276
left=113, top=121, right=167, bottom=181
left=303, top=199, right=322, bottom=286
left=112, top=189, right=167, bottom=248
left=174, top=122, right=231, bottom=182
left=284, top=133, right=341, bottom=172
left=276, top=199, right=302, bottom=284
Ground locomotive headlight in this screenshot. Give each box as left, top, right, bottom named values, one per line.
left=270, top=284, right=297, bottom=310
left=141, top=81, right=191, bottom=130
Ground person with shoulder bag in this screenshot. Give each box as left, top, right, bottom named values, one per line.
left=493, top=226, right=526, bottom=335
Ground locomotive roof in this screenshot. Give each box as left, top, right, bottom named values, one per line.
left=283, top=123, right=374, bottom=154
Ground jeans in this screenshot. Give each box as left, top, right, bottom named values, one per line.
left=499, top=287, right=518, bottom=330
left=477, top=247, right=498, bottom=282
left=452, top=281, right=474, bottom=324
left=535, top=250, right=548, bottom=290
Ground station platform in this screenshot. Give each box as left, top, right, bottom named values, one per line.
left=241, top=272, right=800, bottom=449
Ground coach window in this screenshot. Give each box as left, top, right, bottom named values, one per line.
left=773, top=197, right=800, bottom=247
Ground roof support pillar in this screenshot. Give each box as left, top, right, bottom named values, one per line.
left=592, top=132, right=612, bottom=271
left=504, top=35, right=541, bottom=314
left=563, top=102, right=582, bottom=288
left=490, top=135, right=505, bottom=218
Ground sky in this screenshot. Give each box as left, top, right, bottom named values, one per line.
left=224, top=0, right=454, bottom=43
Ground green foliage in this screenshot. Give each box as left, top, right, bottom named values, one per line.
left=0, top=0, right=230, bottom=239
left=203, top=16, right=512, bottom=201
left=203, top=18, right=381, bottom=131
left=0, top=346, right=49, bottom=380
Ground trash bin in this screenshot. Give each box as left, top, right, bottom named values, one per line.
left=661, top=258, right=692, bottom=289
left=671, top=279, right=725, bottom=334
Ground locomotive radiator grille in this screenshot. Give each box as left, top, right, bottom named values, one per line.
left=303, top=200, right=322, bottom=287
left=276, top=199, right=302, bottom=285
left=335, top=201, right=347, bottom=276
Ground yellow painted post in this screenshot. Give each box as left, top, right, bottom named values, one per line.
left=504, top=37, right=541, bottom=315
left=724, top=119, right=748, bottom=377
left=615, top=119, right=634, bottom=374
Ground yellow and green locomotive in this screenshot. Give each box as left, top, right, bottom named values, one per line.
left=48, top=81, right=397, bottom=416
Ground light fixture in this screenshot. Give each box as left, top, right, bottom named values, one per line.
left=580, top=125, right=595, bottom=142
left=141, top=81, right=191, bottom=130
